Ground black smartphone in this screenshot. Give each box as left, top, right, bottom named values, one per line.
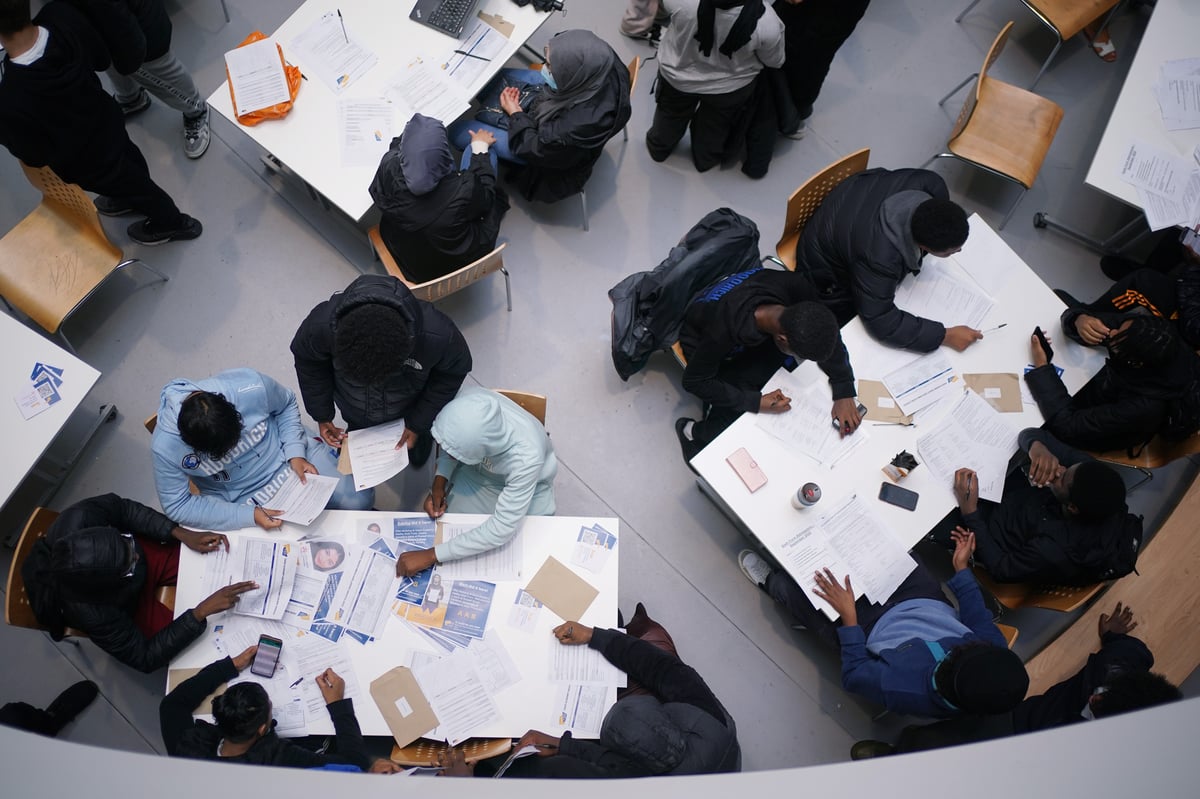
left=831, top=402, right=869, bottom=430
left=878, top=482, right=919, bottom=511
left=250, top=634, right=283, bottom=678
left=1033, top=326, right=1054, bottom=362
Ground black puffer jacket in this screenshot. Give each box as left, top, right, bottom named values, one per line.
left=63, top=0, right=173, bottom=72
left=290, top=275, right=472, bottom=433
left=794, top=167, right=950, bottom=352
left=21, top=494, right=204, bottom=673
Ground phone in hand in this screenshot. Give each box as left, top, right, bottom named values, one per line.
left=878, top=482, right=919, bottom=511
left=726, top=447, right=768, bottom=493
left=250, top=634, right=283, bottom=678
left=1033, top=326, right=1054, bottom=362
left=831, top=402, right=869, bottom=430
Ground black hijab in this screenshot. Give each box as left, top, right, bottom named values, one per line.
left=695, top=0, right=766, bottom=59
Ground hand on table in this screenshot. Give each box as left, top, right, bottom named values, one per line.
left=1027, top=441, right=1064, bottom=487
left=316, top=668, right=346, bottom=703
left=1098, top=601, right=1138, bottom=639
left=552, top=621, right=592, bottom=646
left=831, top=397, right=862, bottom=437
left=172, top=527, right=229, bottom=553
left=943, top=325, right=983, bottom=351
left=318, top=421, right=346, bottom=447
left=813, top=568, right=857, bottom=627
left=231, top=644, right=258, bottom=672
left=516, top=730, right=561, bottom=757
left=950, top=527, right=976, bottom=572
left=193, top=580, right=258, bottom=621
left=397, top=547, right=437, bottom=577
left=953, top=467, right=979, bottom=515
left=759, top=389, right=791, bottom=413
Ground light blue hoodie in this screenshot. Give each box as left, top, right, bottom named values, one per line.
left=152, top=368, right=309, bottom=531
left=432, top=388, right=557, bottom=562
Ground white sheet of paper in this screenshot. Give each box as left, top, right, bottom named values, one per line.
left=435, top=523, right=523, bottom=581
left=549, top=640, right=623, bottom=685
left=755, top=374, right=869, bottom=466
left=1135, top=170, right=1200, bottom=230
left=917, top=389, right=1019, bottom=502
left=893, top=258, right=995, bottom=329
left=289, top=11, right=378, bottom=92
left=269, top=471, right=340, bottom=525
left=337, top=98, right=396, bottom=168
left=291, top=635, right=362, bottom=717
left=224, top=39, right=291, bottom=116
left=1156, top=58, right=1200, bottom=130
left=414, top=649, right=501, bottom=745
left=328, top=547, right=397, bottom=639
left=233, top=538, right=299, bottom=620
left=882, top=350, right=961, bottom=416
left=346, top=419, right=410, bottom=490
left=776, top=525, right=853, bottom=620
left=467, top=630, right=523, bottom=694
left=1117, top=139, right=1194, bottom=200
left=386, top=58, right=470, bottom=126
left=818, top=496, right=916, bottom=605
left=14, top=383, right=55, bottom=419
left=550, top=684, right=608, bottom=736
left=439, top=17, right=509, bottom=89
left=506, top=589, right=542, bottom=633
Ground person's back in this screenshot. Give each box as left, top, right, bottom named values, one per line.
left=657, top=0, right=785, bottom=94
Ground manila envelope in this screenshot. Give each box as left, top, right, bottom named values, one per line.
left=167, top=668, right=228, bottom=714
left=857, top=379, right=914, bottom=425
left=524, top=557, right=599, bottom=622
left=479, top=11, right=514, bottom=38
left=370, top=666, right=439, bottom=748
left=337, top=446, right=352, bottom=475
left=964, top=373, right=1022, bottom=413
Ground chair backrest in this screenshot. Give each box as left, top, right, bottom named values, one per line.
left=1025, top=0, right=1122, bottom=40
left=144, top=413, right=158, bottom=434
left=369, top=228, right=507, bottom=304
left=774, top=148, right=870, bottom=270
left=20, top=164, right=122, bottom=255
left=1093, top=432, right=1200, bottom=470
left=980, top=21, right=1013, bottom=86
left=495, top=389, right=547, bottom=425
left=670, top=341, right=688, bottom=368
left=996, top=623, right=1019, bottom=649
left=1024, top=581, right=1106, bottom=613
left=949, top=21, right=1014, bottom=146
left=627, top=55, right=641, bottom=95
left=390, top=737, right=511, bottom=767
left=6, top=508, right=60, bottom=629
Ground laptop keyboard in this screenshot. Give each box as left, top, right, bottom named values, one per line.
left=428, top=0, right=474, bottom=32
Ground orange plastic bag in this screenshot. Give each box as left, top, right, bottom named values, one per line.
left=226, top=32, right=302, bottom=126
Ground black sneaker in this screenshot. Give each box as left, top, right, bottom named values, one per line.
left=850, top=740, right=895, bottom=760
left=94, top=196, right=136, bottom=217
left=674, top=417, right=701, bottom=463
left=128, top=214, right=203, bottom=246
left=117, top=88, right=151, bottom=117
left=45, top=680, right=99, bottom=734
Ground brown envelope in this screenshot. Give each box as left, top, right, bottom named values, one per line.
left=524, top=557, right=599, bottom=622
left=858, top=379, right=914, bottom=425
left=478, top=11, right=514, bottom=38
left=166, top=668, right=228, bottom=714
left=337, top=446, right=352, bottom=475
left=370, top=667, right=439, bottom=748
left=964, top=373, right=1022, bottom=413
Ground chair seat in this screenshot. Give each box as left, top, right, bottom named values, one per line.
left=948, top=77, right=1063, bottom=189
left=1025, top=0, right=1121, bottom=40
left=390, top=737, right=511, bottom=766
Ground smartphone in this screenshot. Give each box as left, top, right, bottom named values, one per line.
left=726, top=447, right=768, bottom=493
left=250, top=634, right=283, bottom=678
left=1033, top=326, right=1054, bottom=362
left=831, top=402, right=869, bottom=430
left=878, top=482, right=919, bottom=511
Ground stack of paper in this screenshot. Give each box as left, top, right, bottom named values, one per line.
left=1155, top=58, right=1200, bottom=131
left=917, top=388, right=1019, bottom=502
left=289, top=11, right=378, bottom=92
left=1116, top=139, right=1200, bottom=230
left=893, top=257, right=995, bottom=330
left=755, top=371, right=870, bottom=466
left=882, top=350, right=961, bottom=416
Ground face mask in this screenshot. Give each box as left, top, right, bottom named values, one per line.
left=542, top=65, right=558, bottom=91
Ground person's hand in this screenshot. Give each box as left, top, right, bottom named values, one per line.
left=397, top=547, right=437, bottom=577
left=397, top=427, right=419, bottom=451
left=172, top=527, right=229, bottom=554
left=368, top=758, right=402, bottom=774
left=1027, top=441, right=1064, bottom=487
left=830, top=397, right=862, bottom=437
left=1074, top=314, right=1112, bottom=346
left=812, top=568, right=857, bottom=626
left=231, top=644, right=258, bottom=672
left=436, top=747, right=474, bottom=777
left=951, top=527, right=976, bottom=572
left=289, top=457, right=318, bottom=484
left=552, top=621, right=592, bottom=645
left=318, top=421, right=346, bottom=447
left=943, top=325, right=983, bottom=351
left=253, top=506, right=284, bottom=531
left=317, top=668, right=346, bottom=703
left=469, top=128, right=497, bottom=147
left=1098, top=601, right=1138, bottom=639
left=759, top=389, right=791, bottom=413
left=516, top=730, right=561, bottom=757
left=1030, top=332, right=1052, bottom=368
left=424, top=477, right=448, bottom=519
left=953, top=467, right=979, bottom=515
left=499, top=86, right=523, bottom=115
left=193, top=580, right=258, bottom=621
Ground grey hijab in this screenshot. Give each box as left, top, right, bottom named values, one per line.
left=533, top=29, right=616, bottom=126
left=398, top=113, right=454, bottom=196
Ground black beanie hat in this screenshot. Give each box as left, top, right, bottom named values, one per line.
left=946, top=645, right=1029, bottom=714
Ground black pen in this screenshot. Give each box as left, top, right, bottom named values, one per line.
left=453, top=50, right=491, bottom=62
left=337, top=9, right=348, bottom=43
left=289, top=676, right=303, bottom=688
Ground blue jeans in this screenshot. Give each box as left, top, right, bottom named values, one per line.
left=449, top=68, right=546, bottom=165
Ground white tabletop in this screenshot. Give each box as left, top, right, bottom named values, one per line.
left=1085, top=0, right=1200, bottom=207
left=0, top=315, right=101, bottom=505
left=690, top=215, right=1107, bottom=574
left=208, top=0, right=553, bottom=221
left=170, top=510, right=619, bottom=739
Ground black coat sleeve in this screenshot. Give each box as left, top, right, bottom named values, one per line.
left=507, top=113, right=594, bottom=171
left=552, top=734, right=652, bottom=777
left=462, top=150, right=500, bottom=219
left=160, top=656, right=238, bottom=755
left=853, top=254, right=946, bottom=352
left=681, top=332, right=764, bottom=413
left=402, top=309, right=472, bottom=433
left=962, top=505, right=1070, bottom=584
left=1023, top=365, right=1164, bottom=451
left=588, top=628, right=726, bottom=724
left=54, top=493, right=177, bottom=543
left=289, top=302, right=339, bottom=424
left=80, top=598, right=205, bottom=673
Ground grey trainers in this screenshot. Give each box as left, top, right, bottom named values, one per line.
left=738, top=549, right=772, bottom=588
left=183, top=105, right=211, bottom=159
left=117, top=88, right=151, bottom=116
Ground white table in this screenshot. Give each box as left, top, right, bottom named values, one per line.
left=208, top=0, right=554, bottom=221
left=170, top=510, right=620, bottom=739
left=690, top=215, right=1106, bottom=575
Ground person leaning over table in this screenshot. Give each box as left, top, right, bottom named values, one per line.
left=397, top=387, right=556, bottom=576
left=21, top=493, right=256, bottom=673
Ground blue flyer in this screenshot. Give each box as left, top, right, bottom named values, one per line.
left=442, top=580, right=495, bottom=639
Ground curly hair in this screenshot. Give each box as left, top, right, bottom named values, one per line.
left=912, top=198, right=969, bottom=253
left=333, top=305, right=414, bottom=383
left=211, top=682, right=271, bottom=743
left=178, top=392, right=243, bottom=460
left=1092, top=671, right=1181, bottom=718
left=779, top=302, right=839, bottom=362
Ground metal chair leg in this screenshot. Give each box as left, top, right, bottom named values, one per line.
left=955, top=0, right=984, bottom=23
left=623, top=125, right=629, bottom=142
left=580, top=190, right=589, bottom=232
left=219, top=0, right=230, bottom=23
left=938, top=73, right=978, bottom=107
left=1029, top=39, right=1062, bottom=90
left=999, top=186, right=1027, bottom=230
left=500, top=266, right=512, bottom=312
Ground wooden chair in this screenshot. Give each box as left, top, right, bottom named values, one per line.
left=996, top=623, right=1020, bottom=648
left=495, top=390, right=547, bottom=426
left=368, top=233, right=511, bottom=312
left=955, top=0, right=1124, bottom=89
left=145, top=412, right=200, bottom=495
left=670, top=341, right=688, bottom=368
left=924, top=22, right=1064, bottom=230
left=0, top=164, right=168, bottom=352
left=390, top=736, right=512, bottom=767
left=1089, top=432, right=1200, bottom=490
left=973, top=565, right=1107, bottom=613
left=772, top=148, right=870, bottom=271
left=622, top=56, right=642, bottom=143
left=6, top=508, right=86, bottom=639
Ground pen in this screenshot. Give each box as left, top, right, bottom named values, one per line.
left=981, top=323, right=1008, bottom=334
left=337, top=9, right=348, bottom=43
left=871, top=421, right=916, bottom=427
left=289, top=677, right=303, bottom=688
left=453, top=50, right=492, bottom=62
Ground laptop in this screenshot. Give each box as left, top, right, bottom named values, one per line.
left=410, top=0, right=482, bottom=38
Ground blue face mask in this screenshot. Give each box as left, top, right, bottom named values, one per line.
left=542, top=65, right=558, bottom=91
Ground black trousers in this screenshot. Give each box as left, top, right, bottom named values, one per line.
left=690, top=343, right=788, bottom=448
left=646, top=76, right=756, bottom=172
left=0, top=703, right=60, bottom=737
left=773, top=0, right=871, bottom=117
left=83, top=137, right=183, bottom=228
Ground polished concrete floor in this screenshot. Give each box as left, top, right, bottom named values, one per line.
left=1, top=0, right=1195, bottom=770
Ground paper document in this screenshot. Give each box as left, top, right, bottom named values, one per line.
left=917, top=388, right=1019, bottom=503
left=15, top=362, right=65, bottom=420
left=524, top=557, right=598, bottom=622
left=963, top=373, right=1022, bottom=413
left=1117, top=139, right=1200, bottom=229
left=328, top=546, right=397, bottom=640
left=550, top=684, right=607, bottom=736
left=269, top=471, right=340, bottom=525
left=1155, top=58, right=1200, bottom=131
left=507, top=589, right=543, bottom=633
left=386, top=58, right=470, bottom=126
left=436, top=523, right=523, bottom=581
left=570, top=524, right=617, bottom=574
left=550, top=640, right=623, bottom=684
left=337, top=98, right=397, bottom=169
left=414, top=649, right=501, bottom=745
left=233, top=538, right=299, bottom=619
left=882, top=350, right=961, bottom=416
left=440, top=17, right=509, bottom=88
left=493, top=745, right=538, bottom=778
left=755, top=371, right=869, bottom=466
left=467, top=630, right=523, bottom=695
left=1136, top=173, right=1200, bottom=231
left=289, top=11, right=378, bottom=92
left=290, top=635, right=362, bottom=717
left=225, top=39, right=291, bottom=116
left=893, top=258, right=995, bottom=330
left=344, top=419, right=410, bottom=489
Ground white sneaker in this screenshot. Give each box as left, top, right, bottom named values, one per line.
left=738, top=549, right=772, bottom=588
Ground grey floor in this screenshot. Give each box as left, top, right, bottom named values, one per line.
left=2, top=0, right=1196, bottom=770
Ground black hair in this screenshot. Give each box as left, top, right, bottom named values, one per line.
left=935, top=640, right=1028, bottom=714
left=779, top=301, right=839, bottom=362
left=911, top=198, right=970, bottom=253
left=0, top=0, right=31, bottom=37
left=333, top=305, right=414, bottom=383
left=1107, top=316, right=1176, bottom=369
left=1068, top=461, right=1126, bottom=521
left=211, top=682, right=271, bottom=743
left=1092, top=671, right=1181, bottom=718
left=177, top=392, right=243, bottom=460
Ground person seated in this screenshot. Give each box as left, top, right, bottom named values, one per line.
left=398, top=388, right=556, bottom=576
left=738, top=529, right=1029, bottom=718
left=674, top=267, right=859, bottom=459
left=647, top=0, right=785, bottom=177
left=21, top=494, right=255, bottom=672
left=795, top=167, right=979, bottom=352
left=152, top=368, right=371, bottom=532
left=160, top=647, right=396, bottom=771
left=945, top=428, right=1141, bottom=585
left=369, top=113, right=509, bottom=284
left=1025, top=310, right=1200, bottom=452
left=291, top=275, right=472, bottom=469
left=448, top=29, right=632, bottom=203
left=849, top=603, right=1181, bottom=758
